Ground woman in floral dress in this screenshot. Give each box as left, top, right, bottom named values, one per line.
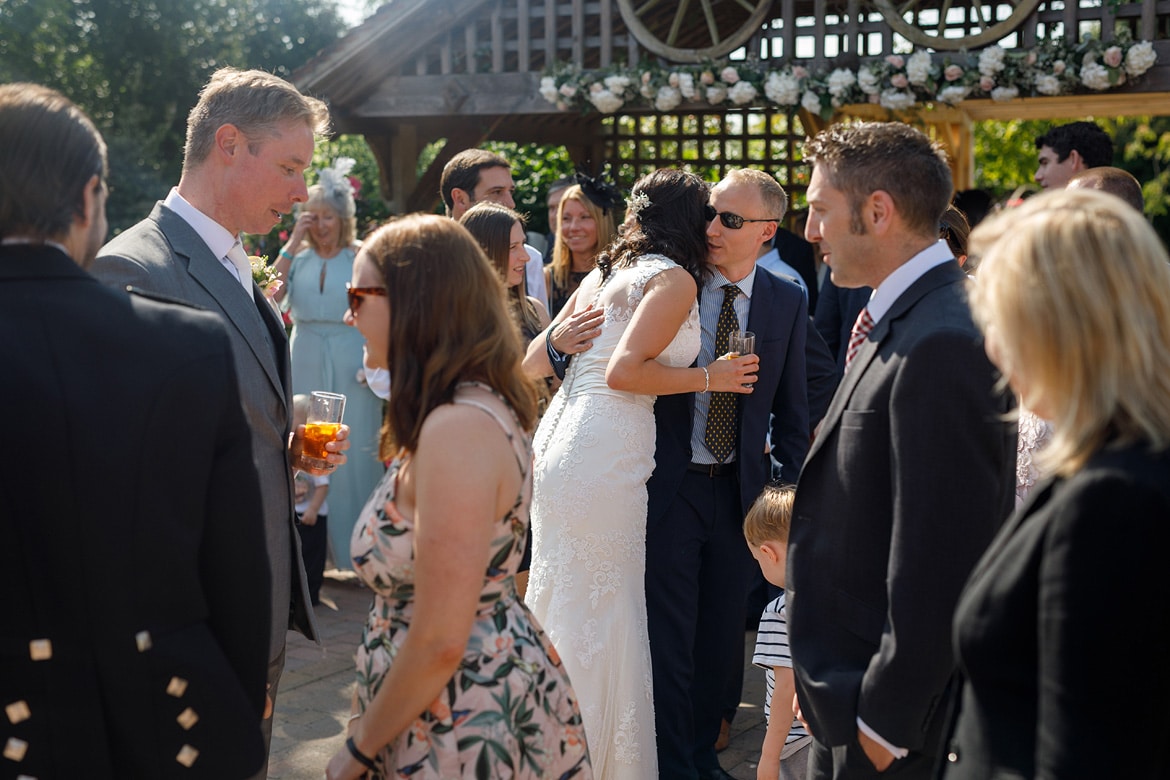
left=326, top=215, right=591, bottom=779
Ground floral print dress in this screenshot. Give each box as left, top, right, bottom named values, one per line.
left=349, top=382, right=592, bottom=779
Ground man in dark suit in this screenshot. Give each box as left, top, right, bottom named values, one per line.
left=90, top=68, right=346, bottom=774
left=788, top=122, right=1016, bottom=779
left=647, top=168, right=810, bottom=780
left=1, top=83, right=271, bottom=778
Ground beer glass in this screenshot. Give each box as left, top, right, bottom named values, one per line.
left=302, top=391, right=345, bottom=470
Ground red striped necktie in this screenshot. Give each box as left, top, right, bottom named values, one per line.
left=845, top=306, right=875, bottom=372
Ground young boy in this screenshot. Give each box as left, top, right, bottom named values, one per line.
left=292, top=394, right=330, bottom=606
left=745, top=483, right=811, bottom=780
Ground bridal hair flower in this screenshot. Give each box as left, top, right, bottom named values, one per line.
left=316, top=157, right=358, bottom=218
left=627, top=190, right=651, bottom=216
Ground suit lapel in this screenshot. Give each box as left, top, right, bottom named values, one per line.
left=806, top=263, right=964, bottom=465
left=157, top=207, right=286, bottom=401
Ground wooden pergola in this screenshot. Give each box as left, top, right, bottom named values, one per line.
left=294, top=0, right=1170, bottom=213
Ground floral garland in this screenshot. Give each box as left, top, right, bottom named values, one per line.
left=539, top=31, right=1157, bottom=118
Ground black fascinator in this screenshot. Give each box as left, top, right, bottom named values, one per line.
left=574, top=167, right=624, bottom=215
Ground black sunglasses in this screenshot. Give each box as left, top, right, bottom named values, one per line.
left=346, top=283, right=387, bottom=312
left=704, top=203, right=778, bottom=230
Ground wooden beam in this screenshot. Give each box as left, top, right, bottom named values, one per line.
left=405, top=120, right=503, bottom=213
left=955, top=91, right=1170, bottom=121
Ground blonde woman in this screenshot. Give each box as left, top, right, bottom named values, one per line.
left=545, top=180, right=620, bottom=317
left=945, top=188, right=1170, bottom=779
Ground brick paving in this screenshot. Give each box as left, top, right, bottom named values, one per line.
left=268, top=571, right=769, bottom=778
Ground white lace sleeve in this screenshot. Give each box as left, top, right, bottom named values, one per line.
left=1016, top=407, right=1053, bottom=507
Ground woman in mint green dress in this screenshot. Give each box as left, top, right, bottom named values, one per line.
left=274, top=158, right=383, bottom=576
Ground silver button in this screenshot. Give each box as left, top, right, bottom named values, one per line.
left=948, top=751, right=959, bottom=763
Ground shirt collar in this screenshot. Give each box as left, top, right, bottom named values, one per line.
left=164, top=188, right=239, bottom=260
left=704, top=266, right=756, bottom=298
left=866, top=240, right=954, bottom=324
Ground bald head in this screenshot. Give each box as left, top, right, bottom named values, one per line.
left=1066, top=167, right=1144, bottom=213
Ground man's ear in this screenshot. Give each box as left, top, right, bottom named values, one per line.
left=76, top=174, right=102, bottom=229
left=1067, top=149, right=1086, bottom=172
left=759, top=219, right=779, bottom=245
left=868, top=190, right=896, bottom=236
left=451, top=187, right=472, bottom=212
left=215, top=123, right=243, bottom=161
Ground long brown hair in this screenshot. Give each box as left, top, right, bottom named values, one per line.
left=459, top=202, right=543, bottom=338
left=364, top=214, right=539, bottom=457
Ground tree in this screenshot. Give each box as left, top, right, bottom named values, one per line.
left=0, top=0, right=348, bottom=232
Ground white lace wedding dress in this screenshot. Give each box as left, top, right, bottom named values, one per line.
left=527, top=255, right=700, bottom=779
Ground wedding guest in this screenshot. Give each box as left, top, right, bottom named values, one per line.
left=544, top=176, right=621, bottom=317
left=440, top=148, right=548, bottom=308
left=646, top=167, right=809, bottom=780
left=273, top=158, right=384, bottom=570
left=1, top=82, right=270, bottom=779
left=945, top=187, right=1170, bottom=779
left=91, top=68, right=348, bottom=774
left=1034, top=121, right=1113, bottom=189
left=1066, top=165, right=1145, bottom=212
left=328, top=215, right=591, bottom=779
left=788, top=122, right=1016, bottom=780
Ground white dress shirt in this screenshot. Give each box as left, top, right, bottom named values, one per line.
left=164, top=188, right=254, bottom=299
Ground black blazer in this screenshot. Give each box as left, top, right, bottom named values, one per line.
left=648, top=266, right=810, bottom=519
left=813, top=274, right=872, bottom=373
left=944, top=442, right=1170, bottom=779
left=787, top=262, right=1016, bottom=758
left=1, top=246, right=271, bottom=778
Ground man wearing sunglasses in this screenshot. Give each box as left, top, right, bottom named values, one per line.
left=646, top=168, right=811, bottom=780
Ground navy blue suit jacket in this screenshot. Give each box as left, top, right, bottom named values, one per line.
left=648, top=266, right=810, bottom=520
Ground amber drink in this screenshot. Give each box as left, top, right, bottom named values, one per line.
left=302, top=391, right=345, bottom=470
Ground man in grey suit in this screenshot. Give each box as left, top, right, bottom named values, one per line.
left=787, top=122, right=1016, bottom=779
left=91, top=67, right=345, bottom=773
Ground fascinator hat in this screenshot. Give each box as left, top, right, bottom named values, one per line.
left=574, top=167, right=625, bottom=216
left=313, top=157, right=358, bottom=219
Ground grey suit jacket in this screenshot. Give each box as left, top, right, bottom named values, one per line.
left=787, top=262, right=1016, bottom=762
left=92, top=202, right=317, bottom=655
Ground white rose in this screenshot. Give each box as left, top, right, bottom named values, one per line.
left=1080, top=62, right=1112, bottom=90
left=1053, top=60, right=1066, bottom=75
left=801, top=90, right=823, bottom=114
left=603, top=75, right=630, bottom=93
left=679, top=73, right=696, bottom=99
left=721, top=66, right=741, bottom=84
left=640, top=81, right=656, bottom=99
left=1034, top=74, right=1062, bottom=96
left=936, top=85, right=970, bottom=104
left=669, top=72, right=680, bottom=88
left=539, top=77, right=559, bottom=103
left=588, top=89, right=625, bottom=113
left=705, top=85, right=728, bottom=104
left=907, top=51, right=934, bottom=86
left=990, top=86, right=1019, bottom=101
left=1125, top=42, right=1157, bottom=77
left=765, top=72, right=801, bottom=105
left=978, top=46, right=1006, bottom=77
left=655, top=85, right=683, bottom=112
left=879, top=88, right=916, bottom=110
left=728, top=81, right=758, bottom=105
left=559, top=82, right=578, bottom=98
left=827, top=68, right=856, bottom=97
left=858, top=68, right=880, bottom=95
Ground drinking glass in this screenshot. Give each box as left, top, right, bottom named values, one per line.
left=302, top=391, right=345, bottom=469
left=728, top=330, right=756, bottom=356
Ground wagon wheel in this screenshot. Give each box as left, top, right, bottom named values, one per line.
left=618, top=0, right=775, bottom=63
left=873, top=0, right=1043, bottom=51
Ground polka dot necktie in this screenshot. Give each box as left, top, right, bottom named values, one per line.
left=704, top=283, right=741, bottom=463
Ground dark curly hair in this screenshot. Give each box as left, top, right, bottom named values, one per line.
left=597, top=168, right=709, bottom=284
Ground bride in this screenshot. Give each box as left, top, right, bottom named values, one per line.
left=523, top=169, right=757, bottom=778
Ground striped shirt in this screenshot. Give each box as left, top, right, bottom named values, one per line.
left=752, top=593, right=809, bottom=744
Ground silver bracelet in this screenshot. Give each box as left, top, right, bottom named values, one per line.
left=347, top=712, right=362, bottom=724
left=701, top=366, right=710, bottom=393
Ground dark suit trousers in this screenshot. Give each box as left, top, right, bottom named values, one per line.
left=647, top=468, right=755, bottom=777
left=808, top=734, right=934, bottom=780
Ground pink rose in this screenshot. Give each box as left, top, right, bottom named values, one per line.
left=1053, top=60, right=1066, bottom=75
left=1026, top=51, right=1037, bottom=65
left=980, top=76, right=995, bottom=91
left=1104, top=46, right=1123, bottom=68
left=793, top=66, right=809, bottom=79
left=944, top=64, right=963, bottom=81
left=642, top=71, right=652, bottom=84
left=869, top=93, right=881, bottom=104
left=891, top=74, right=909, bottom=88
left=886, top=55, right=905, bottom=68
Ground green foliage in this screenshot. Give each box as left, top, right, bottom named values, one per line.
left=483, top=142, right=576, bottom=235
left=0, top=0, right=348, bottom=234
left=974, top=117, right=1170, bottom=244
